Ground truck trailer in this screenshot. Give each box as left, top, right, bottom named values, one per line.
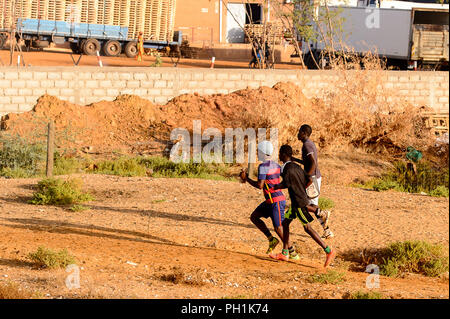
left=304, top=5, right=449, bottom=69
left=0, top=0, right=181, bottom=58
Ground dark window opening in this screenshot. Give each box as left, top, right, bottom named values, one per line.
left=245, top=4, right=262, bottom=24
left=413, top=11, right=449, bottom=25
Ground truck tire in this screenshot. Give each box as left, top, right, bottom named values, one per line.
left=83, top=38, right=100, bottom=56
left=124, top=41, right=138, bottom=58
left=103, top=40, right=122, bottom=57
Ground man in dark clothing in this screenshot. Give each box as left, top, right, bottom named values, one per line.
left=270, top=145, right=336, bottom=268
left=293, top=124, right=334, bottom=239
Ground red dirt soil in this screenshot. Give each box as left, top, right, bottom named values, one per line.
left=0, top=175, right=448, bottom=299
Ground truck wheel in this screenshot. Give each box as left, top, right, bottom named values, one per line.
left=103, top=40, right=122, bottom=57
left=83, top=38, right=100, bottom=56
left=125, top=41, right=138, bottom=58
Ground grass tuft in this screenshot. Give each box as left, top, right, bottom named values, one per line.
left=319, top=197, right=335, bottom=210
left=355, top=161, right=449, bottom=197
left=309, top=270, right=346, bottom=284
left=0, top=281, right=43, bottom=299
left=363, top=240, right=449, bottom=278
left=29, top=178, right=93, bottom=206
left=349, top=290, right=385, bottom=299
left=28, top=246, right=76, bottom=269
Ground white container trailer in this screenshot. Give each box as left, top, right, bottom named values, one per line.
left=306, top=6, right=449, bottom=69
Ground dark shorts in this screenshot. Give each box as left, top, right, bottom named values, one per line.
left=254, top=201, right=286, bottom=228
left=285, top=206, right=314, bottom=225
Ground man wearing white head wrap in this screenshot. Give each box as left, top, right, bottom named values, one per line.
left=240, top=141, right=287, bottom=255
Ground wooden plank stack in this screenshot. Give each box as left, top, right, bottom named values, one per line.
left=0, top=0, right=13, bottom=29
left=0, top=0, right=177, bottom=42
left=245, top=22, right=285, bottom=45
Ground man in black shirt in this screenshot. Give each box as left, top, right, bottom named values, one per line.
left=270, top=145, right=336, bottom=268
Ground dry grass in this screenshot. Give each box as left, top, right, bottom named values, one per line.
left=0, top=281, right=42, bottom=299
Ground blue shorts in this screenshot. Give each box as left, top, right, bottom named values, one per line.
left=254, top=201, right=286, bottom=228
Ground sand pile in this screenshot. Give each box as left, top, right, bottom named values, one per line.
left=0, top=82, right=435, bottom=159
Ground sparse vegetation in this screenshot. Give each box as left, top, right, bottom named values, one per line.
left=349, top=290, right=385, bottom=299
left=29, top=178, right=94, bottom=206
left=92, top=156, right=233, bottom=180
left=54, top=155, right=83, bottom=175
left=362, top=241, right=449, bottom=278
left=309, top=270, right=346, bottom=284
left=0, top=281, right=43, bottom=299
left=70, top=204, right=90, bottom=212
left=319, top=197, right=335, bottom=210
left=28, top=246, right=76, bottom=269
left=0, top=134, right=45, bottom=178
left=354, top=161, right=449, bottom=197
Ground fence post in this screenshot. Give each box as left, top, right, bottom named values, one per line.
left=46, top=121, right=55, bottom=177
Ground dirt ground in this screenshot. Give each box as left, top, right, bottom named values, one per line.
left=0, top=48, right=300, bottom=69
left=0, top=174, right=448, bottom=299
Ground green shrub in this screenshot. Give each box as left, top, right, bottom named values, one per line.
left=28, top=246, right=76, bottom=269
left=309, top=270, right=346, bottom=284
left=429, top=186, right=449, bottom=198
left=355, top=161, right=449, bottom=197
left=350, top=290, right=384, bottom=299
left=30, top=178, right=93, bottom=206
left=368, top=241, right=449, bottom=278
left=54, top=155, right=83, bottom=175
left=319, top=197, right=335, bottom=210
left=93, top=157, right=148, bottom=177
left=0, top=134, right=45, bottom=178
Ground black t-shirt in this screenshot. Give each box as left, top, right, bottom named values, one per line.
left=281, top=162, right=310, bottom=209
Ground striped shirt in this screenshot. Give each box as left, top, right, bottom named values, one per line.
left=258, top=160, right=286, bottom=204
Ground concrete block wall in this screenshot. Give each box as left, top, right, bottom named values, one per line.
left=0, top=67, right=448, bottom=118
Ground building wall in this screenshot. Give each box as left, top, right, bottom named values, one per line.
left=0, top=67, right=448, bottom=117
left=175, top=0, right=270, bottom=45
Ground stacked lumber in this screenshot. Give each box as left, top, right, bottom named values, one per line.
left=245, top=22, right=285, bottom=44
left=0, top=0, right=13, bottom=29
left=128, top=0, right=146, bottom=39
left=0, top=0, right=177, bottom=42
left=97, top=0, right=114, bottom=25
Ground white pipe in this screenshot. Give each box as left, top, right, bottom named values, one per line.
left=219, top=0, right=223, bottom=43
left=267, top=0, right=270, bottom=22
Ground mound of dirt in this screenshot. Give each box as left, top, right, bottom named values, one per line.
left=0, top=82, right=436, bottom=160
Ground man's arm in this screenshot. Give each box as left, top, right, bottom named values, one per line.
left=247, top=176, right=265, bottom=190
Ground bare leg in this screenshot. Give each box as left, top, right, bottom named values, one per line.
left=281, top=218, right=293, bottom=250
left=303, top=223, right=327, bottom=250
left=250, top=210, right=272, bottom=239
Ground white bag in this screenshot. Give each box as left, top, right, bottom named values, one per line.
left=306, top=175, right=320, bottom=199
